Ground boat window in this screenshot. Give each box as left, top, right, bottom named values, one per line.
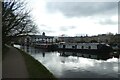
left=88, top=46, right=91, bottom=49
left=82, top=46, right=84, bottom=49
left=97, top=44, right=102, bottom=49
left=72, top=46, right=75, bottom=49
left=75, top=45, right=77, bottom=49
left=63, top=45, right=65, bottom=48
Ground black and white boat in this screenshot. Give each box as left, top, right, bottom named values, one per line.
left=57, top=43, right=113, bottom=54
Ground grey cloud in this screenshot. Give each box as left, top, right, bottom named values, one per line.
left=40, top=24, right=52, bottom=29
left=60, top=27, right=68, bottom=31
left=69, top=26, right=76, bottom=29
left=40, top=24, right=47, bottom=27
left=40, top=29, right=55, bottom=33
left=60, top=26, right=76, bottom=31
left=46, top=2, right=118, bottom=17
left=98, top=19, right=118, bottom=25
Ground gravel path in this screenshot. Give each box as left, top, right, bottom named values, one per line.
left=2, top=45, right=29, bottom=78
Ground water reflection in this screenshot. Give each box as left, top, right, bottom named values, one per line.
left=15, top=45, right=119, bottom=78
left=42, top=52, right=45, bottom=57
left=59, top=51, right=113, bottom=60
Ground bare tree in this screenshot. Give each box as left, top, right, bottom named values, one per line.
left=2, top=0, right=38, bottom=44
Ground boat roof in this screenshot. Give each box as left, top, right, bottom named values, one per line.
left=59, top=43, right=109, bottom=45
left=60, top=43, right=99, bottom=44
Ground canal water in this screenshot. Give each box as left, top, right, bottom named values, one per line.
left=14, top=45, right=119, bottom=78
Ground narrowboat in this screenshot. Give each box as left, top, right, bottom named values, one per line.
left=57, top=43, right=113, bottom=54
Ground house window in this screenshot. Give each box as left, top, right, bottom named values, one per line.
left=63, top=45, right=65, bottom=48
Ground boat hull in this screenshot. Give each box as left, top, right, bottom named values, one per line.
left=34, top=44, right=58, bottom=51
left=57, top=48, right=112, bottom=55
left=59, top=51, right=113, bottom=60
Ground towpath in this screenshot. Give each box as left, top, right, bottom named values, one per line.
left=2, top=45, right=29, bottom=78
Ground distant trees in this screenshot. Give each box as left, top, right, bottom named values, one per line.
left=110, top=34, right=120, bottom=44
left=2, top=0, right=38, bottom=44
left=90, top=40, right=98, bottom=43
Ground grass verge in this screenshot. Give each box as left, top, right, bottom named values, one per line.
left=17, top=48, right=57, bottom=80
left=2, top=44, right=10, bottom=60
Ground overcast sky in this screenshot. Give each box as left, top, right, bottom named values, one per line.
left=27, top=0, right=119, bottom=36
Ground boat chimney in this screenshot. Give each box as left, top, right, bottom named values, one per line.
left=42, top=32, right=45, bottom=36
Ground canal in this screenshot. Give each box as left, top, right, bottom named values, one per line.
left=14, top=45, right=119, bottom=78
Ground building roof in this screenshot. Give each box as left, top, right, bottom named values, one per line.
left=15, top=35, right=54, bottom=39
left=28, top=35, right=54, bottom=38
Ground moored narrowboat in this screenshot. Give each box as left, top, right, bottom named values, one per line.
left=57, top=43, right=113, bottom=53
